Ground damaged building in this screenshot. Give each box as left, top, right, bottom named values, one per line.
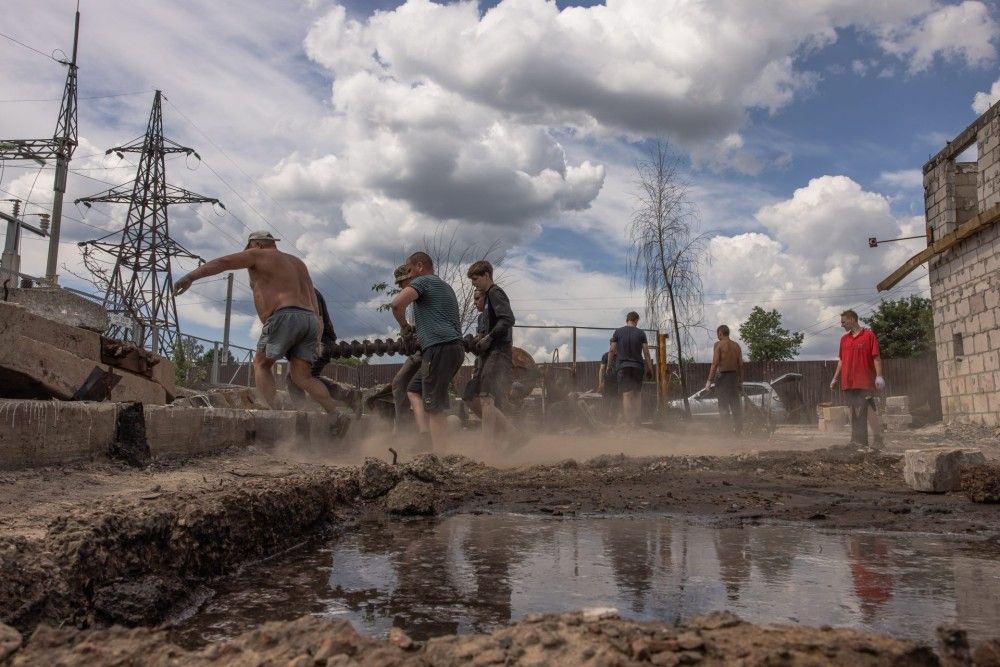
left=880, top=98, right=1000, bottom=426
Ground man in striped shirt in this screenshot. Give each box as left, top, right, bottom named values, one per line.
left=391, top=251, right=464, bottom=452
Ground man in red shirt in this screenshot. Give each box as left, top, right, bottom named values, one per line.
left=830, top=309, right=885, bottom=447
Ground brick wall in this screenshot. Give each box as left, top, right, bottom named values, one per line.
left=925, top=113, right=1000, bottom=426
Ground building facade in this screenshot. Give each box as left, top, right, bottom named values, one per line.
left=922, top=102, right=1000, bottom=426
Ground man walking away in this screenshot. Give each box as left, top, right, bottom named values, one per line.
left=706, top=324, right=744, bottom=435
left=174, top=231, right=343, bottom=425
left=608, top=312, right=654, bottom=427
left=287, top=287, right=337, bottom=404
left=388, top=265, right=424, bottom=435
left=391, top=251, right=464, bottom=452
left=597, top=343, right=619, bottom=422
left=830, top=309, right=884, bottom=448
left=467, top=260, right=519, bottom=447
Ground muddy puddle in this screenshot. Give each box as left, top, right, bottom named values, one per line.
left=170, top=514, right=1000, bottom=648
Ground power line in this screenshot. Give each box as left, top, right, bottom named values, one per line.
left=0, top=90, right=148, bottom=103
left=161, top=94, right=388, bottom=334
left=0, top=31, right=65, bottom=64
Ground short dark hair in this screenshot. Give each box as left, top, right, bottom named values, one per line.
left=841, top=309, right=858, bottom=321
left=717, top=324, right=730, bottom=336
left=626, top=311, right=640, bottom=323
left=467, top=260, right=493, bottom=278
left=407, top=251, right=433, bottom=270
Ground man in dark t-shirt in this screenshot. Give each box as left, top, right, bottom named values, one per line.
left=608, top=311, right=653, bottom=427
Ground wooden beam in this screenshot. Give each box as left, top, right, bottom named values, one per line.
left=877, top=203, right=1000, bottom=291
left=924, top=98, right=1000, bottom=174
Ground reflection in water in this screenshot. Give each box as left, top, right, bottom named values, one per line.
left=171, top=515, right=1000, bottom=648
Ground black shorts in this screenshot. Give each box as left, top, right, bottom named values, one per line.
left=406, top=370, right=423, bottom=395
left=617, top=366, right=644, bottom=393
left=420, top=340, right=464, bottom=413
left=479, top=347, right=512, bottom=401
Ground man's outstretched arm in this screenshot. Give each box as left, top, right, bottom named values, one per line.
left=175, top=251, right=257, bottom=295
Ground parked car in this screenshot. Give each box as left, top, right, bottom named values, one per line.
left=668, top=373, right=803, bottom=424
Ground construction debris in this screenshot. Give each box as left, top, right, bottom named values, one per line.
left=903, top=447, right=987, bottom=493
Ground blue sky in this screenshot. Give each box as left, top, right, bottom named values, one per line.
left=2, top=0, right=998, bottom=363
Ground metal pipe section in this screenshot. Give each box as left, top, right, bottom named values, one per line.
left=325, top=333, right=481, bottom=359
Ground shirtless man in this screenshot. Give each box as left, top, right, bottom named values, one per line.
left=173, top=231, right=339, bottom=415
left=706, top=324, right=744, bottom=435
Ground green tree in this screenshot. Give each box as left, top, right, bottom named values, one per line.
left=861, top=295, right=934, bottom=358
left=738, top=306, right=804, bottom=361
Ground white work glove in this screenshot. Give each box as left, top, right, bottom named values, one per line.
left=875, top=376, right=885, bottom=391
left=829, top=378, right=837, bottom=390
left=705, top=379, right=712, bottom=390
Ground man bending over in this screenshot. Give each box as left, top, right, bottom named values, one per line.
left=174, top=231, right=341, bottom=419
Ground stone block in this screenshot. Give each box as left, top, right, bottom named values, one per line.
left=4, top=287, right=108, bottom=332
left=0, top=399, right=117, bottom=469
left=885, top=395, right=910, bottom=414
left=0, top=301, right=101, bottom=361
left=903, top=448, right=988, bottom=493
left=822, top=405, right=849, bottom=426
left=883, top=413, right=913, bottom=431
left=0, top=334, right=165, bottom=405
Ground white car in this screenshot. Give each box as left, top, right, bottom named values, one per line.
left=668, top=373, right=803, bottom=424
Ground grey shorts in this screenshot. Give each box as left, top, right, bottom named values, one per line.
left=257, top=306, right=319, bottom=363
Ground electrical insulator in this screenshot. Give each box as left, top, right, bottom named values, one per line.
left=39, top=214, right=50, bottom=234
left=11, top=200, right=21, bottom=219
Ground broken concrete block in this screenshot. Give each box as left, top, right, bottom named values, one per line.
left=0, top=399, right=117, bottom=469
left=962, top=463, right=1000, bottom=503
left=903, top=448, right=988, bottom=493
left=4, top=287, right=108, bottom=332
left=0, top=301, right=101, bottom=361
left=885, top=395, right=911, bottom=414
left=144, top=405, right=255, bottom=459
left=0, top=334, right=166, bottom=404
left=883, top=413, right=914, bottom=431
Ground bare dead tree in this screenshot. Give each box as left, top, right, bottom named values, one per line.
left=422, top=224, right=506, bottom=333
left=627, top=140, right=707, bottom=416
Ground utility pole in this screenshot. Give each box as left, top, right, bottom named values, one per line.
left=1, top=200, right=50, bottom=284
left=76, top=90, right=222, bottom=354
left=0, top=5, right=79, bottom=283
left=45, top=6, right=80, bottom=284
left=222, top=272, right=234, bottom=359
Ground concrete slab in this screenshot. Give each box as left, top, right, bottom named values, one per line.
left=0, top=399, right=117, bottom=469
left=144, top=406, right=303, bottom=459
left=0, top=334, right=166, bottom=405
left=0, top=301, right=101, bottom=361
left=4, top=287, right=108, bottom=332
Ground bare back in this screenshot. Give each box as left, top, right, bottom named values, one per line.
left=713, top=339, right=743, bottom=372
left=246, top=248, right=316, bottom=322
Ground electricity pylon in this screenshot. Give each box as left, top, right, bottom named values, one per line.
left=77, top=90, right=222, bottom=354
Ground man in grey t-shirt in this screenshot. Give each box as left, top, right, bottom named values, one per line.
left=391, top=251, right=464, bottom=452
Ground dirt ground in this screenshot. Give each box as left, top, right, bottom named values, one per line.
left=1, top=421, right=999, bottom=660
left=9, top=609, right=986, bottom=666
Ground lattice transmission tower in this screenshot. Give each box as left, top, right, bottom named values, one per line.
left=76, top=90, right=222, bottom=354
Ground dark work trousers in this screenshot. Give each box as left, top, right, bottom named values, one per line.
left=716, top=371, right=743, bottom=435
left=845, top=388, right=870, bottom=446
left=391, top=352, right=423, bottom=432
